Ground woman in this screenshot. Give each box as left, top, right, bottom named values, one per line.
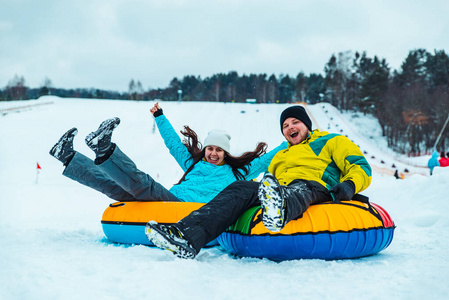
left=49, top=103, right=287, bottom=203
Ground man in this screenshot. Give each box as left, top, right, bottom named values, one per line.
left=145, top=106, right=372, bottom=259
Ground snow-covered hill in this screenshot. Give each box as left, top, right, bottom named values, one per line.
left=306, top=102, right=429, bottom=177
left=1, top=96, right=448, bottom=300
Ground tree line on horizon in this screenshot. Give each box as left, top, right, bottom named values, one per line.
left=1, top=48, right=448, bottom=155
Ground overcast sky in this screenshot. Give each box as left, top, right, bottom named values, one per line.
left=1, top=0, right=448, bottom=92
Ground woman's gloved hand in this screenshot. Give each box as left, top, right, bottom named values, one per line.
left=150, top=102, right=163, bottom=117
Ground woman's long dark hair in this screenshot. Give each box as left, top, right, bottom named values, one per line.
left=176, top=126, right=268, bottom=184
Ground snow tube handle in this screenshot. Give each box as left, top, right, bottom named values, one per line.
left=352, top=193, right=369, bottom=203
left=109, top=202, right=126, bottom=208
left=351, top=194, right=387, bottom=224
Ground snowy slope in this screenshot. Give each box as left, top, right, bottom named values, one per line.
left=1, top=96, right=448, bottom=300
left=306, top=102, right=428, bottom=177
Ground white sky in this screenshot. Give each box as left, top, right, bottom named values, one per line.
left=1, top=0, right=448, bottom=92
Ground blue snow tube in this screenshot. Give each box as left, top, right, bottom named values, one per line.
left=217, top=201, right=395, bottom=261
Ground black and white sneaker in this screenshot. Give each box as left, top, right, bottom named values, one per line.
left=49, top=127, right=78, bottom=165
left=145, top=221, right=197, bottom=259
left=85, top=117, right=120, bottom=157
left=258, top=173, right=286, bottom=232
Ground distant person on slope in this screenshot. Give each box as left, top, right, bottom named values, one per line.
left=49, top=103, right=287, bottom=203
left=145, top=105, right=372, bottom=259
left=427, top=151, right=440, bottom=175
left=438, top=151, right=449, bottom=167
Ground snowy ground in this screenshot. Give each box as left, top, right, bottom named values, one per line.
left=1, top=96, right=448, bottom=300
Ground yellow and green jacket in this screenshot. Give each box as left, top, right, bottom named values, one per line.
left=268, top=129, right=372, bottom=194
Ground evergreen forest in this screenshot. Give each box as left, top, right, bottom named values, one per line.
left=2, top=48, right=448, bottom=155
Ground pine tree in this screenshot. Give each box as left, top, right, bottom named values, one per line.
left=295, top=72, right=306, bottom=103
left=306, top=73, right=325, bottom=103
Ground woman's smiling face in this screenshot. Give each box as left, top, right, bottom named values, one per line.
left=205, top=145, right=225, bottom=165
left=282, top=117, right=309, bottom=145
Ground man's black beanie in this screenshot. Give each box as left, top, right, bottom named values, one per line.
left=280, top=106, right=312, bottom=132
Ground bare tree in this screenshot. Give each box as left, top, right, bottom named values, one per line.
left=128, top=79, right=136, bottom=100
left=39, top=77, right=53, bottom=96
left=136, top=80, right=144, bottom=100
left=5, top=75, right=28, bottom=100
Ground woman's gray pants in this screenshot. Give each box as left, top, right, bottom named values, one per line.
left=63, top=146, right=180, bottom=202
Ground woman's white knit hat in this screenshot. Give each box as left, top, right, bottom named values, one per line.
left=204, top=129, right=231, bottom=153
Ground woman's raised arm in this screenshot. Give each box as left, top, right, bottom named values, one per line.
left=151, top=103, right=193, bottom=171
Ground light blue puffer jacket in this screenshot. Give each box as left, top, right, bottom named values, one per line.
left=427, top=150, right=440, bottom=172
left=156, top=115, right=287, bottom=203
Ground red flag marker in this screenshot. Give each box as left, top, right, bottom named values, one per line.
left=36, top=162, right=42, bottom=184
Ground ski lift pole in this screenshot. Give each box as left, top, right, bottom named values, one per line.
left=433, top=113, right=449, bottom=149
